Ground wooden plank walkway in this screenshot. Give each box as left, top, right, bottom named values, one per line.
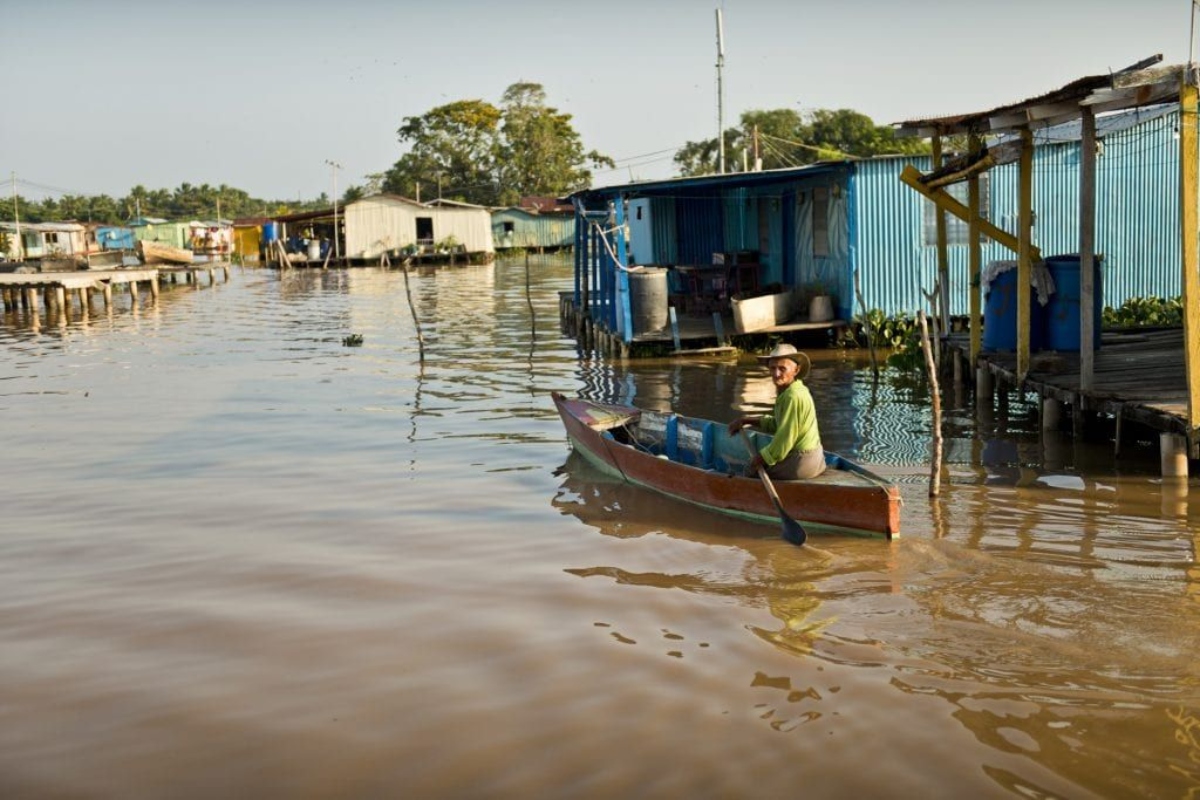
left=949, top=328, right=1192, bottom=439
left=0, top=264, right=231, bottom=318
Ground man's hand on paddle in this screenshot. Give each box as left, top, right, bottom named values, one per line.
left=727, top=416, right=756, bottom=436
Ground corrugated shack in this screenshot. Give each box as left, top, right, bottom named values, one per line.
left=232, top=217, right=270, bottom=262
left=343, top=194, right=494, bottom=262
left=569, top=164, right=855, bottom=344
left=492, top=196, right=574, bottom=251
left=570, top=101, right=1188, bottom=348
left=131, top=218, right=191, bottom=249
left=0, top=221, right=87, bottom=260
left=95, top=225, right=135, bottom=251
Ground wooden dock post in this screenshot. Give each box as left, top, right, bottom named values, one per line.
left=931, top=136, right=951, bottom=338
left=1181, top=77, right=1200, bottom=459
left=1080, top=107, right=1098, bottom=392
left=1016, top=127, right=1035, bottom=382
left=1162, top=433, right=1190, bottom=478
left=1041, top=398, right=1061, bottom=431
left=967, top=134, right=983, bottom=368
left=975, top=365, right=993, bottom=418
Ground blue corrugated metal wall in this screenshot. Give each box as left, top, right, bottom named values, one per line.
left=855, top=107, right=1187, bottom=317
left=674, top=193, right=724, bottom=263
left=1096, top=109, right=1181, bottom=302
left=854, top=155, right=948, bottom=315
left=649, top=197, right=678, bottom=264
left=492, top=209, right=574, bottom=249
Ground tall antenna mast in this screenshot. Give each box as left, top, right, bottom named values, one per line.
left=11, top=172, right=21, bottom=261
left=715, top=8, right=726, bottom=174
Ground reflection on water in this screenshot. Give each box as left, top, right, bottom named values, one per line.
left=2, top=254, right=1199, bottom=797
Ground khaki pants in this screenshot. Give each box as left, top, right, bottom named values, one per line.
left=764, top=447, right=826, bottom=481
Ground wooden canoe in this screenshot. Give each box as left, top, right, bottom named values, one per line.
left=136, top=240, right=194, bottom=265
left=552, top=392, right=901, bottom=539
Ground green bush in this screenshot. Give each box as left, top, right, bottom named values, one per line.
left=1102, top=296, right=1182, bottom=328
left=838, top=309, right=924, bottom=370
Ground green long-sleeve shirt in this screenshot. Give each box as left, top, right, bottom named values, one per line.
left=757, top=379, right=821, bottom=466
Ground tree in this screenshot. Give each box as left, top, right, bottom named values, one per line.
left=674, top=107, right=931, bottom=176
left=494, top=82, right=615, bottom=206
left=382, top=99, right=503, bottom=204
left=382, top=83, right=613, bottom=206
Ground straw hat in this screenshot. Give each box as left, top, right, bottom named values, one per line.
left=757, top=343, right=811, bottom=378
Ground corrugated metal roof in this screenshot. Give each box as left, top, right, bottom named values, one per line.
left=894, top=55, right=1183, bottom=136
left=572, top=162, right=851, bottom=201
left=998, top=103, right=1176, bottom=145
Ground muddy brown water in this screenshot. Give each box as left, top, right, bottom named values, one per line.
left=1, top=255, right=1197, bottom=798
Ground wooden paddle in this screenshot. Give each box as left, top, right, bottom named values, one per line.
left=740, top=429, right=807, bottom=546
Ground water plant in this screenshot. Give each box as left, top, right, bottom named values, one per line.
left=1102, top=295, right=1182, bottom=328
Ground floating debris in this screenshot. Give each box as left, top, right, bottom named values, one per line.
left=342, top=334, right=364, bottom=347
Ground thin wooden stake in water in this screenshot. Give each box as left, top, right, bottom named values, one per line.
left=854, top=269, right=878, bottom=382
left=399, top=255, right=425, bottom=364
left=918, top=310, right=942, bottom=496
left=384, top=251, right=427, bottom=364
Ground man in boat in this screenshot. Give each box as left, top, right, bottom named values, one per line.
left=726, top=343, right=826, bottom=480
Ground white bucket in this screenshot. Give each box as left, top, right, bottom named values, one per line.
left=307, top=240, right=321, bottom=260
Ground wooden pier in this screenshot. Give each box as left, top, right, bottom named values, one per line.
left=0, top=264, right=231, bottom=322
left=947, top=328, right=1195, bottom=475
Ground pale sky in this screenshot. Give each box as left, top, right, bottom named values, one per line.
left=2, top=0, right=1194, bottom=203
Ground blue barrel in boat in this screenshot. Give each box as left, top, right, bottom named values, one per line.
left=982, top=261, right=1045, bottom=352
left=1043, top=254, right=1102, bottom=351
left=262, top=221, right=278, bottom=244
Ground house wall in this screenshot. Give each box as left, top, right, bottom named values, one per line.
left=96, top=227, right=135, bottom=250
left=233, top=226, right=261, bottom=261
left=433, top=208, right=495, bottom=254
left=346, top=196, right=495, bottom=258
left=345, top=198, right=416, bottom=257
left=132, top=222, right=189, bottom=249
left=492, top=209, right=574, bottom=249
left=992, top=108, right=1183, bottom=306
left=613, top=168, right=852, bottom=301
left=855, top=108, right=1189, bottom=318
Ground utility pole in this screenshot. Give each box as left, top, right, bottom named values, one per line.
left=11, top=172, right=22, bottom=261
left=715, top=8, right=726, bottom=174
left=325, top=159, right=342, bottom=260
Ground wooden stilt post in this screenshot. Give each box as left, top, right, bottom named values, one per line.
left=1080, top=107, right=1098, bottom=393
left=1114, top=408, right=1123, bottom=458
left=1162, top=433, right=1190, bottom=478
left=669, top=306, right=682, bottom=352
left=1180, top=76, right=1200, bottom=459
left=1017, top=127, right=1034, bottom=383
left=968, top=134, right=983, bottom=370
left=1042, top=398, right=1060, bottom=431
left=931, top=136, right=950, bottom=339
